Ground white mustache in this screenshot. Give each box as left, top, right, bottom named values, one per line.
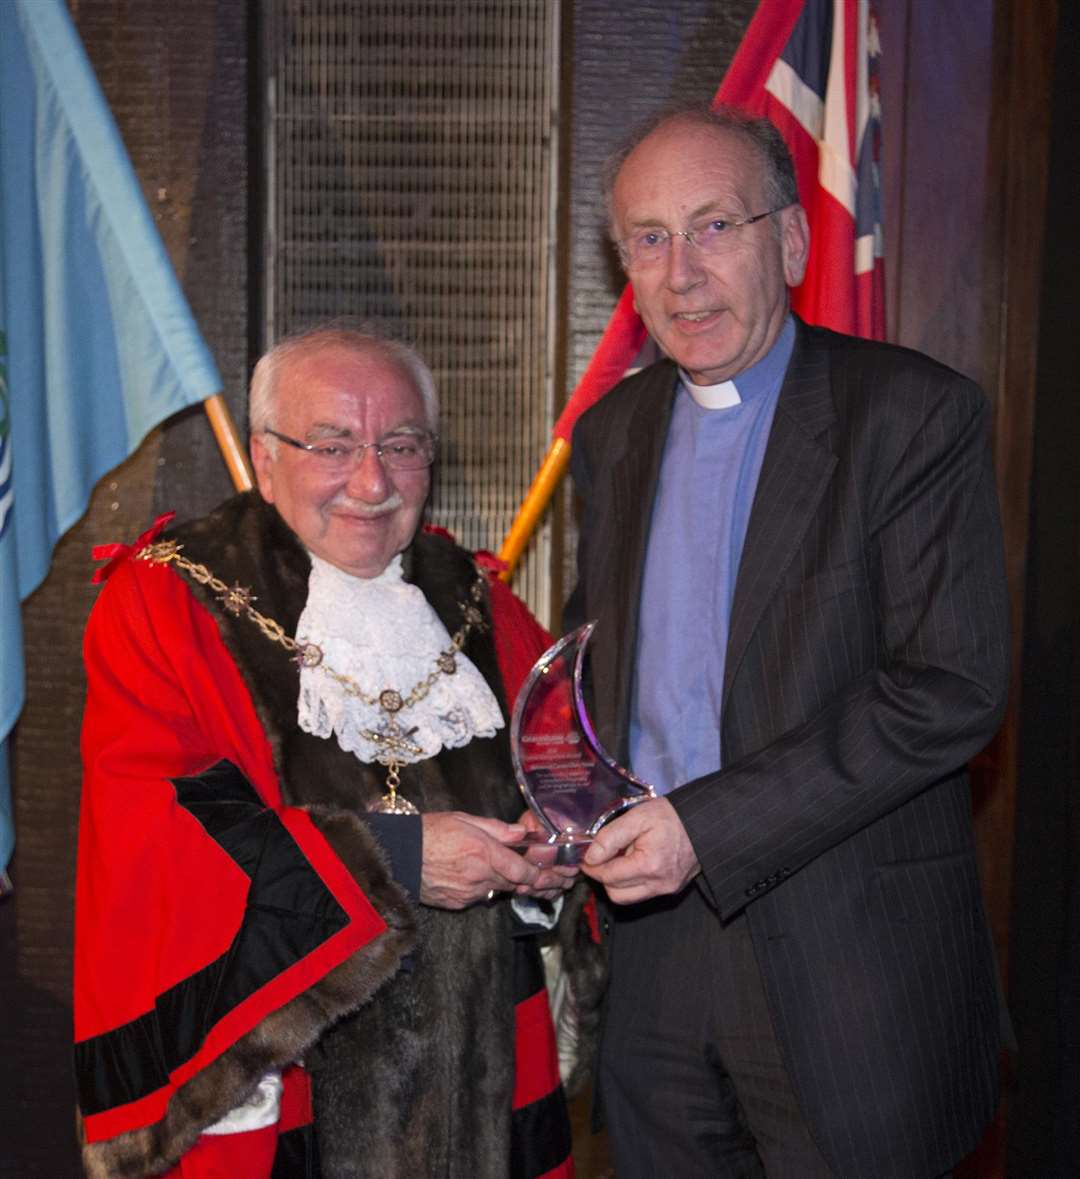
left=328, top=491, right=404, bottom=518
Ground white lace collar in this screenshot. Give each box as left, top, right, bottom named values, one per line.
left=295, top=552, right=504, bottom=765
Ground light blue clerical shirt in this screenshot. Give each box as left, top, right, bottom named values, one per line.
left=629, top=317, right=795, bottom=793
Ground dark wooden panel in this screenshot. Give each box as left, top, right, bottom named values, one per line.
left=879, top=0, right=998, bottom=386
left=974, top=0, right=1057, bottom=993
left=1006, top=1, right=1080, bottom=1171
left=875, top=2, right=1059, bottom=1175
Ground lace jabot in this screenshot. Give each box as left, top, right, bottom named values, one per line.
left=296, top=552, right=504, bottom=764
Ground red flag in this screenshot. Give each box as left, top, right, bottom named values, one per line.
left=726, top=0, right=885, bottom=339
left=552, top=287, right=647, bottom=442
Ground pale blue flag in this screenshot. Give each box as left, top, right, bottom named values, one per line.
left=0, top=0, right=222, bottom=885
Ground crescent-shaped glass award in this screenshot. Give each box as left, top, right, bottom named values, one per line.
left=510, top=621, right=655, bottom=865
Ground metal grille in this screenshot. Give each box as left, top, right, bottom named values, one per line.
left=260, top=0, right=561, bottom=619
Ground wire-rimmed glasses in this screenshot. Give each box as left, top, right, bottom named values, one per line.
left=616, top=206, right=788, bottom=270
left=264, top=427, right=437, bottom=472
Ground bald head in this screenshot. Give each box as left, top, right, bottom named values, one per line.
left=604, top=104, right=800, bottom=235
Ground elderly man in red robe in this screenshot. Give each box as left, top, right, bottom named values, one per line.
left=75, top=326, right=597, bottom=1179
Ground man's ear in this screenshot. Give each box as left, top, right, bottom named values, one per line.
left=250, top=434, right=275, bottom=503
left=781, top=204, right=811, bottom=288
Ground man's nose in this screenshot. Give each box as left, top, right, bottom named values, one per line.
left=344, top=443, right=391, bottom=501
left=664, top=232, right=706, bottom=292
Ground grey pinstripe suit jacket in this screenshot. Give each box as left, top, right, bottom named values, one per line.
left=565, top=319, right=1010, bottom=1178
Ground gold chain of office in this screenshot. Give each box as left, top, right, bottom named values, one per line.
left=137, top=538, right=489, bottom=813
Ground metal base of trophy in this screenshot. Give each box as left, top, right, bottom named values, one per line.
left=511, top=830, right=593, bottom=867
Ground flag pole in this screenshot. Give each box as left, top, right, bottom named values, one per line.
left=498, top=286, right=646, bottom=580
left=498, top=437, right=571, bottom=579
left=203, top=395, right=254, bottom=492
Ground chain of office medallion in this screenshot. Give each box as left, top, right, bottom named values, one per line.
left=136, top=539, right=488, bottom=711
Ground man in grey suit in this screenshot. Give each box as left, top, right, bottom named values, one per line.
left=567, top=105, right=1009, bottom=1178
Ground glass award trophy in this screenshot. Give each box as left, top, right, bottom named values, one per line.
left=510, top=621, right=655, bottom=866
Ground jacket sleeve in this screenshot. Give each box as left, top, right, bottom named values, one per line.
left=76, top=558, right=416, bottom=1179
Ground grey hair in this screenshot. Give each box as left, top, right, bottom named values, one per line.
left=249, top=324, right=440, bottom=450
left=601, top=102, right=800, bottom=235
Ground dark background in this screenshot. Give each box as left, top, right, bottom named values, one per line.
left=1, top=2, right=1075, bottom=1176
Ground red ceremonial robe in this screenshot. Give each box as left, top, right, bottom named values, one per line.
left=75, top=493, right=580, bottom=1179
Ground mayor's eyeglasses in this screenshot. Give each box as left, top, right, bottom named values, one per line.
left=264, top=428, right=437, bottom=472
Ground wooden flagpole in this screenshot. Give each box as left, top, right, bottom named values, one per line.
left=497, top=286, right=646, bottom=580
left=203, top=394, right=254, bottom=492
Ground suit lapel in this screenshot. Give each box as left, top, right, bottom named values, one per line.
left=723, top=324, right=838, bottom=706
left=596, top=364, right=678, bottom=754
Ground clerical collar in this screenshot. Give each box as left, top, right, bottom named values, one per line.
left=679, top=315, right=796, bottom=408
